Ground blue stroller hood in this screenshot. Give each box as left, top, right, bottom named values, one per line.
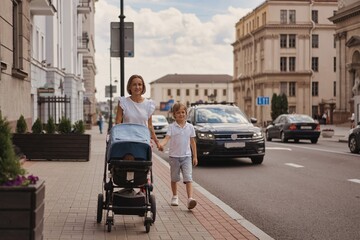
left=107, top=123, right=152, bottom=162
left=110, top=123, right=151, bottom=145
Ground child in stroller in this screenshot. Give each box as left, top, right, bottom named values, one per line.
left=97, top=123, right=156, bottom=233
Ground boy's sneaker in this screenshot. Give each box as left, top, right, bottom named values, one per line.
left=187, top=198, right=197, bottom=210
left=171, top=196, right=178, bottom=206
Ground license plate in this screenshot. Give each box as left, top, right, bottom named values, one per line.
left=301, top=126, right=312, bottom=130
left=225, top=142, right=245, bottom=148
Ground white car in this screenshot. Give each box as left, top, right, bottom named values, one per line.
left=152, top=115, right=169, bottom=138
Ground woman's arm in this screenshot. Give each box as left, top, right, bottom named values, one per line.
left=115, top=105, right=123, bottom=124
left=148, top=116, right=161, bottom=149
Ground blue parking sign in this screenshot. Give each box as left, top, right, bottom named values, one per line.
left=257, top=96, right=270, bottom=106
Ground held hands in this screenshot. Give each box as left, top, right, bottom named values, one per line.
left=192, top=157, right=198, bottom=167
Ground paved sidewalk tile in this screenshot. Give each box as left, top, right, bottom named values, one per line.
left=23, top=126, right=260, bottom=240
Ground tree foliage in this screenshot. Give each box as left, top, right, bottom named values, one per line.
left=271, top=93, right=288, bottom=120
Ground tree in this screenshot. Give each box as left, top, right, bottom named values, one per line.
left=271, top=93, right=289, bottom=120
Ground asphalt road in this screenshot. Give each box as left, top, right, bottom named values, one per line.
left=155, top=139, right=360, bottom=240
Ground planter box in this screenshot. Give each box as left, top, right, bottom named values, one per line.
left=12, top=134, right=91, bottom=161
left=321, top=131, right=334, bottom=138
left=0, top=180, right=45, bottom=240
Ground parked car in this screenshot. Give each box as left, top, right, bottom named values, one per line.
left=265, top=114, right=320, bottom=143
left=152, top=115, right=169, bottom=138
left=348, top=123, right=360, bottom=153
left=187, top=102, right=265, bottom=165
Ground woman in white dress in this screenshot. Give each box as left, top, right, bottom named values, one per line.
left=115, top=74, right=162, bottom=150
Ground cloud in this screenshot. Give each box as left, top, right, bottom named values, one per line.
left=94, top=2, right=251, bottom=101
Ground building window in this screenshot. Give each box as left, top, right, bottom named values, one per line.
left=333, top=57, right=336, bottom=72
left=280, top=57, right=287, bottom=72
left=312, top=57, right=319, bottom=72
left=186, top=89, right=190, bottom=96
left=289, top=34, right=296, bottom=48
left=280, top=10, right=287, bottom=24
left=280, top=34, right=287, bottom=48
left=204, top=89, right=208, bottom=96
left=289, top=106, right=296, bottom=114
left=333, top=81, right=336, bottom=97
left=214, top=89, right=217, bottom=97
left=289, top=82, right=296, bottom=97
left=312, top=10, right=318, bottom=23
left=280, top=82, right=287, bottom=95
left=167, top=89, right=171, bottom=96
left=289, top=57, right=296, bottom=72
left=289, top=10, right=296, bottom=23
left=195, top=89, right=199, bottom=96
left=312, top=82, right=319, bottom=96
left=223, top=89, right=226, bottom=96
left=13, top=0, right=23, bottom=70
left=312, top=34, right=319, bottom=48
left=176, top=89, right=180, bottom=96
left=334, top=36, right=336, bottom=48
left=262, top=12, right=266, bottom=25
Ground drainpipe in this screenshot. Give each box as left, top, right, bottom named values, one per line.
left=249, top=31, right=256, bottom=119
left=309, top=0, right=315, bottom=116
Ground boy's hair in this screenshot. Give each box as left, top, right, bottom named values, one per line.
left=171, top=102, right=187, bottom=114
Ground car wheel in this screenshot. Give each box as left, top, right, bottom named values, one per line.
left=311, top=138, right=318, bottom=144
left=349, top=135, right=360, bottom=153
left=280, top=132, right=287, bottom=143
left=266, top=131, right=272, bottom=141
left=294, top=139, right=299, bottom=143
left=251, top=156, right=263, bottom=165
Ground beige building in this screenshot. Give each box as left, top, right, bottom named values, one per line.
left=329, top=0, right=360, bottom=123
left=0, top=0, right=32, bottom=129
left=233, top=0, right=338, bottom=125
left=149, top=74, right=233, bottom=114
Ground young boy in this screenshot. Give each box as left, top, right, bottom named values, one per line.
left=159, top=103, right=198, bottom=210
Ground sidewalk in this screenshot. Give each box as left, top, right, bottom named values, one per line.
left=319, top=124, right=351, bottom=142
left=23, top=125, right=273, bottom=240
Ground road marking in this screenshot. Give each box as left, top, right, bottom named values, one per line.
left=267, top=147, right=292, bottom=151
left=285, top=163, right=304, bottom=168
left=348, top=179, right=360, bottom=184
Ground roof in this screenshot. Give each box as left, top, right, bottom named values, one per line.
left=149, top=74, right=233, bottom=84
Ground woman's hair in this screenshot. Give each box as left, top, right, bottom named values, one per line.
left=127, top=74, right=146, bottom=95
left=171, top=102, right=187, bottom=114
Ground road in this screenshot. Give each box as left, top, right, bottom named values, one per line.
left=155, top=139, right=360, bottom=240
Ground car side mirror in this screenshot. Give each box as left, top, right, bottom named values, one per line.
left=250, top=117, right=257, bottom=124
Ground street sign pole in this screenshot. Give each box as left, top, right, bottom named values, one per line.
left=119, top=0, right=125, bottom=97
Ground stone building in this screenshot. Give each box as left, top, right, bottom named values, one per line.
left=233, top=0, right=338, bottom=124
left=329, top=0, right=360, bottom=124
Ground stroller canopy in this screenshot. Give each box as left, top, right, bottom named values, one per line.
left=110, top=123, right=151, bottom=145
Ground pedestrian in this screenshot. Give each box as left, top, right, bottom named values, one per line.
left=98, top=113, right=104, bottom=134
left=322, top=112, right=327, bottom=125
left=159, top=102, right=198, bottom=210
left=115, top=74, right=161, bottom=149
left=350, top=112, right=355, bottom=129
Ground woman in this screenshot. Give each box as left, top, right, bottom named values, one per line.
left=115, top=74, right=161, bottom=149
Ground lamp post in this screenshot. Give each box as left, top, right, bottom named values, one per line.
left=119, top=0, right=125, bottom=97
left=108, top=49, right=113, bottom=132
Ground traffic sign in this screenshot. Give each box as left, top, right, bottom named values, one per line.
left=105, top=85, right=117, bottom=98
left=256, top=96, right=270, bottom=106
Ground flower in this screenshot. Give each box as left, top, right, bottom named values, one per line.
left=0, top=111, right=39, bottom=187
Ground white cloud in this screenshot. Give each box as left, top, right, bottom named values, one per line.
left=95, top=2, right=251, bottom=101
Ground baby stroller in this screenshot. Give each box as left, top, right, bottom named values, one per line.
left=97, top=123, right=156, bottom=233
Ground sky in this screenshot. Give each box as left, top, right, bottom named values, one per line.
left=94, top=0, right=264, bottom=101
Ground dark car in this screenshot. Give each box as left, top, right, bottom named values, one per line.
left=348, top=123, right=360, bottom=153
left=265, top=114, right=320, bottom=143
left=187, top=102, right=265, bottom=164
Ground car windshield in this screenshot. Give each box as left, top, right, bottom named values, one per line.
left=196, top=107, right=250, bottom=124
left=288, top=115, right=315, bottom=123
left=152, top=116, right=167, bottom=123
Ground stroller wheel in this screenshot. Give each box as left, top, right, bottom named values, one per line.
left=97, top=193, right=104, bottom=223
left=149, top=194, right=156, bottom=223
left=145, top=218, right=151, bottom=233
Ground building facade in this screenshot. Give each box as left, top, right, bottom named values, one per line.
left=150, top=74, right=233, bottom=114
left=233, top=0, right=338, bottom=124
left=329, top=0, right=360, bottom=124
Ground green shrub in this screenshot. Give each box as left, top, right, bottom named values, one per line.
left=73, top=120, right=85, bottom=134
left=16, top=115, right=28, bottom=134
left=31, top=118, right=43, bottom=134
left=0, top=111, right=26, bottom=185
left=58, top=117, right=72, bottom=134
left=46, top=117, right=56, bottom=134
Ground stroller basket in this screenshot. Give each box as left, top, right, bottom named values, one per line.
left=110, top=160, right=152, bottom=187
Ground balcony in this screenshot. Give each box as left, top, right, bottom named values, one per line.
left=78, top=0, right=91, bottom=14
left=78, top=32, right=90, bottom=53
left=30, top=0, right=56, bottom=16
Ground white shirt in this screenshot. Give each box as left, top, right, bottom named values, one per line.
left=166, top=122, right=196, bottom=157
left=119, top=96, right=155, bottom=126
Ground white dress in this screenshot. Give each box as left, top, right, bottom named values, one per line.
left=118, top=96, right=156, bottom=126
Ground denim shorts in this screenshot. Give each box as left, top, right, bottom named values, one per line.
left=169, top=156, right=192, bottom=183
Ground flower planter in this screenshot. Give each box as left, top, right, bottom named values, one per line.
left=12, top=134, right=91, bottom=161
left=321, top=131, right=334, bottom=138
left=0, top=180, right=45, bottom=240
